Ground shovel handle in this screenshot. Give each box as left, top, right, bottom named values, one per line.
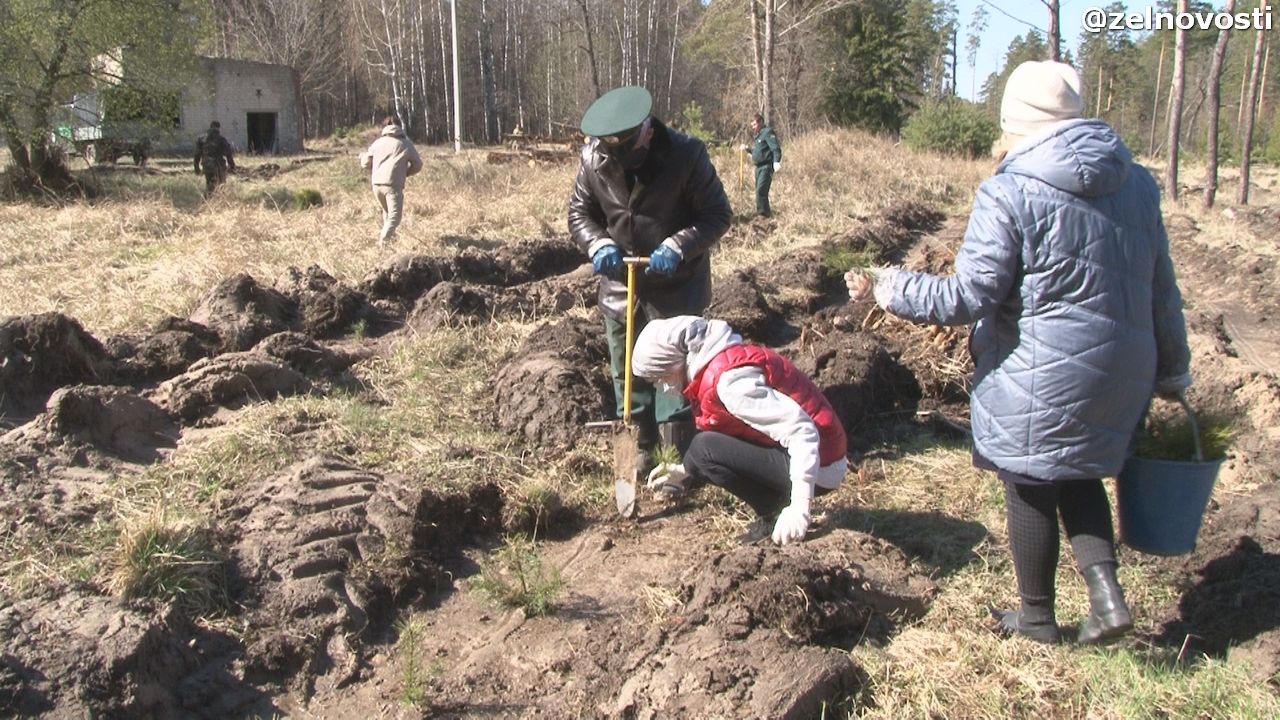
left=623, top=256, right=650, bottom=266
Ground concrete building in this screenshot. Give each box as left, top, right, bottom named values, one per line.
left=175, top=57, right=304, bottom=154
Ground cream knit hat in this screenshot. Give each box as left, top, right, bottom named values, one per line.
left=1000, top=60, right=1084, bottom=138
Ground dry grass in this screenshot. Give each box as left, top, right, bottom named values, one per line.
left=2, top=130, right=1278, bottom=716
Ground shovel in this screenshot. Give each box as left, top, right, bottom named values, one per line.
left=585, top=256, right=649, bottom=518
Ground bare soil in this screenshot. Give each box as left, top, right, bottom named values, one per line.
left=2, top=200, right=1279, bottom=718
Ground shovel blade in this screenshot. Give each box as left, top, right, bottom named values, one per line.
left=613, top=423, right=640, bottom=518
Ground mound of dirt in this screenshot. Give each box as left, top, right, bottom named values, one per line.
left=148, top=352, right=310, bottom=423
left=491, top=315, right=612, bottom=450
left=274, top=265, right=373, bottom=339
left=0, top=593, right=211, bottom=719
left=223, top=456, right=502, bottom=698
left=359, top=254, right=454, bottom=307
left=787, top=326, right=921, bottom=442
left=361, top=238, right=585, bottom=312
left=252, top=332, right=368, bottom=376
left=1, top=385, right=177, bottom=465
left=610, top=530, right=934, bottom=718
left=754, top=248, right=845, bottom=317
left=489, top=264, right=597, bottom=318
left=409, top=281, right=493, bottom=331
left=707, top=269, right=787, bottom=344
left=0, top=313, right=115, bottom=421
left=825, top=201, right=946, bottom=267
left=189, top=274, right=299, bottom=353
left=452, top=236, right=583, bottom=286
left=106, top=318, right=220, bottom=385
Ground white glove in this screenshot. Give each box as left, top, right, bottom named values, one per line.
left=772, top=480, right=814, bottom=545
left=771, top=505, right=810, bottom=545
left=773, top=162, right=781, bottom=172
left=740, top=144, right=750, bottom=153
left=646, top=463, right=688, bottom=493
left=359, top=152, right=371, bottom=170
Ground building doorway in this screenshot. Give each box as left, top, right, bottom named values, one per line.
left=246, top=112, right=278, bottom=154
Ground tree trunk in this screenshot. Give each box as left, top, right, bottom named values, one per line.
left=576, top=0, right=602, bottom=98
left=762, top=0, right=775, bottom=123
left=749, top=0, right=763, bottom=112
left=1042, top=0, right=1061, bottom=63
left=1166, top=0, right=1188, bottom=202
left=1239, top=25, right=1266, bottom=205
left=1203, top=0, right=1236, bottom=211
left=1149, top=39, right=1166, bottom=156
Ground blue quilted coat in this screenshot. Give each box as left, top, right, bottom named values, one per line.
left=886, top=119, right=1190, bottom=481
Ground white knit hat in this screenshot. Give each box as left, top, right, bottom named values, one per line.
left=1000, top=60, right=1083, bottom=138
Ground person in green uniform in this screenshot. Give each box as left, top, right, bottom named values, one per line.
left=740, top=113, right=782, bottom=218
left=568, top=86, right=732, bottom=475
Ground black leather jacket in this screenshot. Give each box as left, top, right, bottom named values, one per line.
left=568, top=119, right=731, bottom=320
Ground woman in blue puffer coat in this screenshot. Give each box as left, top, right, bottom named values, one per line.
left=847, top=61, right=1191, bottom=644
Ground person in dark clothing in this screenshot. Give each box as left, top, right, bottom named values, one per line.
left=194, top=121, right=236, bottom=195
left=568, top=86, right=732, bottom=473
left=739, top=113, right=782, bottom=218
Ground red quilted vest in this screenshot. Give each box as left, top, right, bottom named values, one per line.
left=684, top=344, right=847, bottom=465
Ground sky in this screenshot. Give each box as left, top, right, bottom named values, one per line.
left=953, top=0, right=1160, bottom=102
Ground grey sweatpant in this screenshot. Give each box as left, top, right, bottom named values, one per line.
left=374, top=184, right=405, bottom=243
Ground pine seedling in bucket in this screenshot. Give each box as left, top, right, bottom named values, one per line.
left=1117, top=394, right=1233, bottom=556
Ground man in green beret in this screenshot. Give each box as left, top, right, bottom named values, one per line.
left=569, top=86, right=732, bottom=479
left=739, top=113, right=782, bottom=218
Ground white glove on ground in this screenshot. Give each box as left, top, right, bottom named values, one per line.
left=773, top=162, right=781, bottom=172
left=772, top=505, right=810, bottom=546
left=740, top=144, right=750, bottom=153
left=646, top=463, right=688, bottom=494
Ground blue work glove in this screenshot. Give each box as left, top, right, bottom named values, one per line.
left=646, top=245, right=680, bottom=276
left=591, top=246, right=623, bottom=279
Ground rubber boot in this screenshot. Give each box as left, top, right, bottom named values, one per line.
left=989, top=602, right=1061, bottom=644
left=1078, top=563, right=1133, bottom=644
left=634, top=411, right=660, bottom=481
left=658, top=419, right=696, bottom=456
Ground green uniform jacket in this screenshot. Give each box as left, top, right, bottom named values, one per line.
left=568, top=119, right=731, bottom=321
left=750, top=125, right=782, bottom=167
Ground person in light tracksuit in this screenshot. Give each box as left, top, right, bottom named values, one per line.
left=360, top=116, right=423, bottom=245
left=632, top=316, right=848, bottom=546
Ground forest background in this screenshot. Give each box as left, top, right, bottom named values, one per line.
left=2, top=0, right=1278, bottom=172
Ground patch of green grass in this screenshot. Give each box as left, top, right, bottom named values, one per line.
left=470, top=536, right=562, bottom=617
left=292, top=188, right=324, bottom=210
left=1075, top=647, right=1280, bottom=718
left=106, top=511, right=229, bottom=618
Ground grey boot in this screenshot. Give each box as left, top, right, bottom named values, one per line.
left=1078, top=563, right=1133, bottom=644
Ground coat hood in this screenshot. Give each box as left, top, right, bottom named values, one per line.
left=381, top=124, right=405, bottom=138
left=998, top=118, right=1130, bottom=198
left=632, top=316, right=742, bottom=384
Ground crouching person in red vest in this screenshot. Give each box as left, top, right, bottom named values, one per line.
left=631, top=316, right=848, bottom=545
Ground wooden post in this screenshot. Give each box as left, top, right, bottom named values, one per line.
left=1149, top=39, right=1166, bottom=156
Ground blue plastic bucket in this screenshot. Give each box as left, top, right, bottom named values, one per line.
left=1116, top=455, right=1223, bottom=556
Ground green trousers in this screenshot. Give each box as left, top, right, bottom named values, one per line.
left=754, top=164, right=774, bottom=217
left=604, top=313, right=688, bottom=438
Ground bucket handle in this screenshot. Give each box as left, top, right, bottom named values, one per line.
left=1174, top=390, right=1204, bottom=463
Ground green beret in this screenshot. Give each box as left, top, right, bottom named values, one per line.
left=580, top=86, right=653, bottom=138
